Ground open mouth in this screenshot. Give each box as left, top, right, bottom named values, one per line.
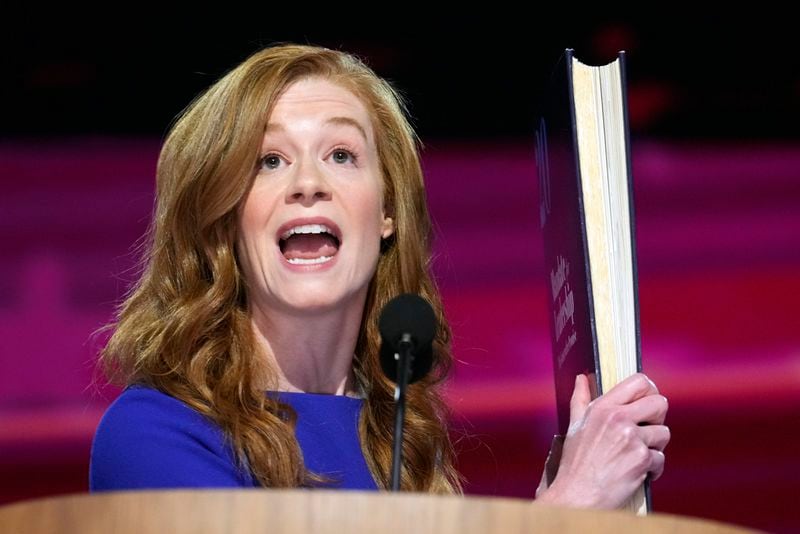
left=278, top=223, right=341, bottom=265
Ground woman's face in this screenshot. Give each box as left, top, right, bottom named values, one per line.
left=236, top=77, right=394, bottom=316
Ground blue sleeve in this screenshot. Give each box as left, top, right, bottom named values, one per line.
left=89, top=386, right=256, bottom=491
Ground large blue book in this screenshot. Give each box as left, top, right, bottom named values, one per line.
left=535, top=49, right=649, bottom=514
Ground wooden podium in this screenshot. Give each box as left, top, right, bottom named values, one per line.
left=0, top=490, right=757, bottom=533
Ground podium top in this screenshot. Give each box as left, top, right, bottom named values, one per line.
left=0, top=489, right=759, bottom=534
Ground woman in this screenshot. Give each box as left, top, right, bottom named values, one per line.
left=90, top=44, right=668, bottom=507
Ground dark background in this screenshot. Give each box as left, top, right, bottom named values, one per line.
left=3, top=11, right=799, bottom=141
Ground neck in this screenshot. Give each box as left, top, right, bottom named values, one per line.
left=249, top=296, right=366, bottom=397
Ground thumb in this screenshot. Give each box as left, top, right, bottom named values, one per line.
left=568, top=374, right=591, bottom=431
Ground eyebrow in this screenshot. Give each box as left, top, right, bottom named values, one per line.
left=265, top=116, right=369, bottom=142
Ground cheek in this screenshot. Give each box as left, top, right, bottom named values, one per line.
left=239, top=188, right=276, bottom=240
left=354, top=189, right=386, bottom=235
left=240, top=190, right=261, bottom=227
left=235, top=191, right=278, bottom=275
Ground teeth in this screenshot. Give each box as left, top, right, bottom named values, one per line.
left=280, top=224, right=335, bottom=240
left=287, top=255, right=334, bottom=265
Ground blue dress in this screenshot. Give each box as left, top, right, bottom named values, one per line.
left=89, top=385, right=378, bottom=491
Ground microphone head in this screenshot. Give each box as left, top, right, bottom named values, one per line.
left=378, top=293, right=436, bottom=384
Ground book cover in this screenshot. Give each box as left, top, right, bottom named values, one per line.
left=535, top=48, right=649, bottom=510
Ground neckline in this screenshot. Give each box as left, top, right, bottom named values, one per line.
left=267, top=390, right=365, bottom=401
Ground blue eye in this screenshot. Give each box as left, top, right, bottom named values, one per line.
left=260, top=154, right=282, bottom=170
left=332, top=148, right=358, bottom=165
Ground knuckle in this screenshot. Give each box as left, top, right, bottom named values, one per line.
left=607, top=408, right=627, bottom=426
left=631, top=373, right=647, bottom=388
left=635, top=444, right=651, bottom=470
left=657, top=395, right=669, bottom=414
left=620, top=425, right=636, bottom=443
left=637, top=373, right=658, bottom=393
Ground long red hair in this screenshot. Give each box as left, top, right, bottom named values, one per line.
left=100, top=44, right=462, bottom=492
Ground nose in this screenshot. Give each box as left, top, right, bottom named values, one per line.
left=285, top=158, right=332, bottom=205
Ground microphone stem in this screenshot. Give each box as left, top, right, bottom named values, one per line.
left=390, top=333, right=413, bottom=491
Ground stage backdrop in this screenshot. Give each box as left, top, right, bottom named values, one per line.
left=1, top=138, right=798, bottom=532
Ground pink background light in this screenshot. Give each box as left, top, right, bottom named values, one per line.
left=1, top=137, right=799, bottom=531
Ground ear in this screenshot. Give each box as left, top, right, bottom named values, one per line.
left=381, top=214, right=395, bottom=239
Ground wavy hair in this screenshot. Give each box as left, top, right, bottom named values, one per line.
left=100, top=43, right=462, bottom=492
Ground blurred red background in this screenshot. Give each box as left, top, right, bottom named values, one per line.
left=1, top=138, right=798, bottom=531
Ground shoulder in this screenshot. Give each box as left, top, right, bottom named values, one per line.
left=94, top=385, right=214, bottom=440
left=90, top=385, right=255, bottom=491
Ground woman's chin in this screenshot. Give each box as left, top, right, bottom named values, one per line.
left=272, top=287, right=367, bottom=316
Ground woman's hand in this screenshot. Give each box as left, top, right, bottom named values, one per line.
left=536, top=373, right=670, bottom=509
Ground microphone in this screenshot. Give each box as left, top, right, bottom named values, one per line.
left=378, top=293, right=436, bottom=384
left=378, top=293, right=436, bottom=491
